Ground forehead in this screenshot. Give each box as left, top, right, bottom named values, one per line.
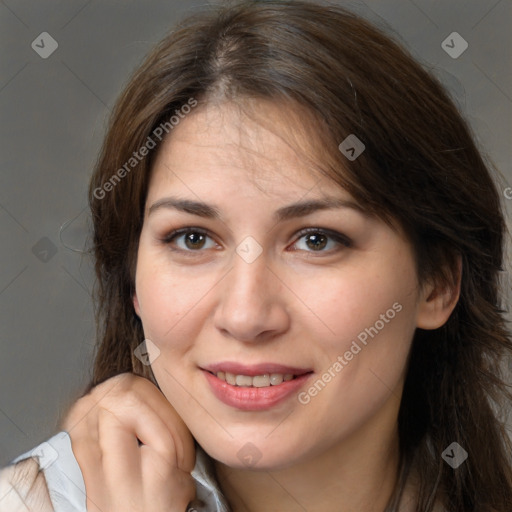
left=148, top=99, right=333, bottom=197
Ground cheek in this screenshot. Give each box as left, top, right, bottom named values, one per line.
left=293, top=253, right=419, bottom=420
left=293, top=253, right=418, bottom=355
left=134, top=253, right=207, bottom=348
left=310, top=263, right=417, bottom=409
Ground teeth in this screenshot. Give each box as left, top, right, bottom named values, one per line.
left=215, top=372, right=296, bottom=387
left=252, top=374, right=270, bottom=387
left=235, top=375, right=253, bottom=387
left=270, top=373, right=283, bottom=385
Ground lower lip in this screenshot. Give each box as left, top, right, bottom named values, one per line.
left=203, top=370, right=313, bottom=410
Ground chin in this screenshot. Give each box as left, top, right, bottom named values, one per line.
left=196, top=434, right=309, bottom=471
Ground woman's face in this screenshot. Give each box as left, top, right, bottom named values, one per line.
left=133, top=100, right=428, bottom=470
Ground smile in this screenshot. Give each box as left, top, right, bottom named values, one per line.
left=201, top=363, right=314, bottom=410
left=211, top=371, right=296, bottom=387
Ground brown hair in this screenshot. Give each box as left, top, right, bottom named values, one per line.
left=85, top=1, right=512, bottom=510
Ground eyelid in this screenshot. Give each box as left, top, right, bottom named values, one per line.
left=159, top=226, right=352, bottom=254
left=160, top=226, right=218, bottom=255
left=160, top=226, right=210, bottom=244
left=293, top=227, right=352, bottom=248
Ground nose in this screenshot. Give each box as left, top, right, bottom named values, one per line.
left=213, top=247, right=290, bottom=344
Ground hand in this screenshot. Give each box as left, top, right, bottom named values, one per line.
left=60, top=372, right=196, bottom=512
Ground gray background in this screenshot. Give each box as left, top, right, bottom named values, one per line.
left=1, top=0, right=511, bottom=467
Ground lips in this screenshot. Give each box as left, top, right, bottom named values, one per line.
left=201, top=362, right=314, bottom=410
left=202, top=365, right=313, bottom=411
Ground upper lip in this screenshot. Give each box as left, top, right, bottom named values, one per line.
left=202, top=362, right=313, bottom=377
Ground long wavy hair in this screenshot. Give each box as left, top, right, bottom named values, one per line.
left=84, top=1, right=512, bottom=510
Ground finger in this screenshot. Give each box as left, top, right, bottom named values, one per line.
left=140, top=449, right=197, bottom=512
left=72, top=437, right=108, bottom=512
left=64, top=374, right=195, bottom=473
left=104, top=394, right=185, bottom=470
left=60, top=375, right=126, bottom=436
left=98, top=405, right=195, bottom=512
left=97, top=408, right=142, bottom=510
left=130, top=378, right=196, bottom=472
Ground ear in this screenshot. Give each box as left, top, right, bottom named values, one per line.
left=133, top=292, right=141, bottom=318
left=416, top=256, right=462, bottom=330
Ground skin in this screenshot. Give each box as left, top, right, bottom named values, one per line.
left=61, top=374, right=197, bottom=512
left=131, top=99, right=459, bottom=512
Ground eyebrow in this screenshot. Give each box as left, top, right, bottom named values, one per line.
left=148, top=196, right=366, bottom=222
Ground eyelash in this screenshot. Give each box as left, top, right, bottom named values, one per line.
left=160, top=227, right=352, bottom=256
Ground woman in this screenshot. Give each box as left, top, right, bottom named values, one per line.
left=1, top=1, right=511, bottom=511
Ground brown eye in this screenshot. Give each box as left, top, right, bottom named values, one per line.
left=162, top=228, right=217, bottom=253
left=182, top=232, right=207, bottom=250
left=292, top=228, right=352, bottom=254
left=303, top=232, right=328, bottom=251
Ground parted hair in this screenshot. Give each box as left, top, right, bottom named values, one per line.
left=84, top=1, right=512, bottom=511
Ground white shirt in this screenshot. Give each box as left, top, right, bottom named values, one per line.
left=1, top=431, right=230, bottom=512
